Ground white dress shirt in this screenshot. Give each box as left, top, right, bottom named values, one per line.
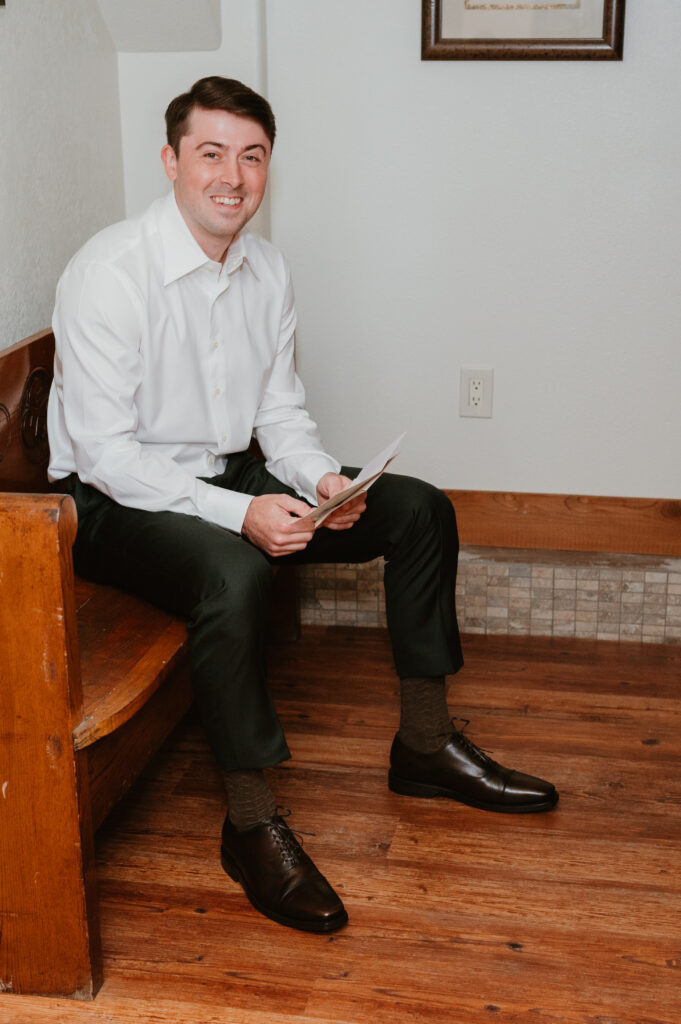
left=47, top=192, right=340, bottom=533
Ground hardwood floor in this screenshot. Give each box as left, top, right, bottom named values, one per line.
left=2, top=627, right=679, bottom=1024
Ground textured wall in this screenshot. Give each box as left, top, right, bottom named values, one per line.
left=0, top=0, right=124, bottom=350
left=298, top=550, right=681, bottom=646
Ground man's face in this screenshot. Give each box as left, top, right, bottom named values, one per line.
left=161, top=106, right=270, bottom=261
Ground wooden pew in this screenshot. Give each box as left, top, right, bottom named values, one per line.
left=0, top=328, right=296, bottom=1000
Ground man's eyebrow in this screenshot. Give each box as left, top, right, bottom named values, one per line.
left=196, top=141, right=267, bottom=153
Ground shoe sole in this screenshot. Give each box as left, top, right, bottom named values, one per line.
left=220, top=848, right=349, bottom=933
left=388, top=770, right=559, bottom=814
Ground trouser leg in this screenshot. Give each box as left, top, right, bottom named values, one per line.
left=65, top=476, right=289, bottom=772
left=284, top=469, right=464, bottom=680
left=64, top=456, right=462, bottom=770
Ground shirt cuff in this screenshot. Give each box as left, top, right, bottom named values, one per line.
left=197, top=479, right=253, bottom=534
left=292, top=454, right=342, bottom=506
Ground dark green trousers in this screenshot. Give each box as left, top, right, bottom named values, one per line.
left=65, top=454, right=463, bottom=771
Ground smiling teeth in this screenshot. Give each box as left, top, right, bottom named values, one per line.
left=213, top=196, right=241, bottom=205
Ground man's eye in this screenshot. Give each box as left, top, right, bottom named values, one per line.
left=243, top=154, right=261, bottom=163
left=204, top=152, right=219, bottom=159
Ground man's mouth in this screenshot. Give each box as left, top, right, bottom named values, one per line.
left=211, top=196, right=243, bottom=207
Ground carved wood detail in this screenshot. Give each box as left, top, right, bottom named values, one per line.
left=20, top=367, right=51, bottom=465
left=0, top=403, right=10, bottom=463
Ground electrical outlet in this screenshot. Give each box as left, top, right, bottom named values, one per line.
left=460, top=369, right=493, bottom=418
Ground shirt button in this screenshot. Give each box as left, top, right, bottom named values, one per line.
left=221, top=433, right=227, bottom=443
left=211, top=340, right=219, bottom=351
left=214, top=386, right=222, bottom=397
left=208, top=454, right=215, bottom=465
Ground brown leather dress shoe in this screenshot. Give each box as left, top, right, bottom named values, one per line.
left=220, top=813, right=348, bottom=933
left=389, top=730, right=558, bottom=813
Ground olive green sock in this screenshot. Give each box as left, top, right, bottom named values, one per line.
left=398, top=675, right=453, bottom=754
left=222, top=769, right=277, bottom=832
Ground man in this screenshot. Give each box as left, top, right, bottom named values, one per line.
left=48, top=77, right=557, bottom=936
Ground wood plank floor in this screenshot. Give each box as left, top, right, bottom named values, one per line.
left=2, top=628, right=680, bottom=1024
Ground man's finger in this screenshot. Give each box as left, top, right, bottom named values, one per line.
left=270, top=544, right=309, bottom=556
left=323, top=493, right=367, bottom=529
left=284, top=512, right=316, bottom=536
left=279, top=494, right=314, bottom=518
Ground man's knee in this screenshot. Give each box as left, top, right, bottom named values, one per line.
left=373, top=473, right=458, bottom=544
left=194, top=540, right=273, bottom=607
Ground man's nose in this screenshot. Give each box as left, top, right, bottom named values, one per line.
left=220, top=156, right=243, bottom=188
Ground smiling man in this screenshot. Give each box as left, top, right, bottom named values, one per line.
left=161, top=106, right=268, bottom=262
left=48, top=77, right=557, bottom=936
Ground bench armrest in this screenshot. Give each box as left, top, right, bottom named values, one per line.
left=0, top=491, right=101, bottom=997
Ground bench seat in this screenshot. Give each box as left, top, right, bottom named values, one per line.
left=74, top=577, right=189, bottom=750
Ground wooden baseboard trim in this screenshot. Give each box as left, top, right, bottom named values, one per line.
left=445, top=490, right=681, bottom=557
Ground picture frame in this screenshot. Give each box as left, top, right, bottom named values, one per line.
left=422, top=0, right=625, bottom=61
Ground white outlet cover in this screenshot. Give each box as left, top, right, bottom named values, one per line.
left=460, top=368, right=493, bottom=418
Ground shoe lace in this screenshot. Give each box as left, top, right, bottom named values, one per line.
left=270, top=807, right=314, bottom=869
left=450, top=718, right=495, bottom=765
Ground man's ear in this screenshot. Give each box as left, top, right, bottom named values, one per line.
left=161, top=144, right=178, bottom=183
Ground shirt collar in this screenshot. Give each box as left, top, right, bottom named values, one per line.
left=224, top=235, right=259, bottom=280
left=160, top=191, right=259, bottom=285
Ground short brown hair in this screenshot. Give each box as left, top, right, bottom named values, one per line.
left=165, top=76, right=276, bottom=155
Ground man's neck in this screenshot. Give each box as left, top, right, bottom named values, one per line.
left=173, top=200, right=237, bottom=264
left=200, top=234, right=236, bottom=265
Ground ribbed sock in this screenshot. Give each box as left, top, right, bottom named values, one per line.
left=222, top=769, right=277, bottom=832
left=398, top=675, right=453, bottom=754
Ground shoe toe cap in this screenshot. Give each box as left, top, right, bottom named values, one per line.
left=280, top=869, right=348, bottom=929
left=505, top=770, right=558, bottom=807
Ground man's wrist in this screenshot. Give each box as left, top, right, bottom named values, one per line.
left=292, top=456, right=341, bottom=506
left=316, top=471, right=336, bottom=500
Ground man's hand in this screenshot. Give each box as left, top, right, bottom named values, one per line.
left=242, top=494, right=315, bottom=557
left=316, top=473, right=367, bottom=531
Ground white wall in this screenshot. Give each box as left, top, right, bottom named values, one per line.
left=0, top=0, right=124, bottom=350
left=116, top=0, right=680, bottom=499
left=3, top=2, right=677, bottom=498
left=97, top=0, right=221, bottom=53
left=265, top=0, right=681, bottom=500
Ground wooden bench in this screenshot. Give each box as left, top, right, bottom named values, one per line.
left=0, top=328, right=297, bottom=1000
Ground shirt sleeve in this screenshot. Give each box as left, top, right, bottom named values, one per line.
left=253, top=266, right=341, bottom=504
left=51, top=260, right=253, bottom=533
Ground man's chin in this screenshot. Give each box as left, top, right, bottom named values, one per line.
left=211, top=212, right=253, bottom=240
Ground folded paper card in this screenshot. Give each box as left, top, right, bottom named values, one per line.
left=304, top=433, right=405, bottom=527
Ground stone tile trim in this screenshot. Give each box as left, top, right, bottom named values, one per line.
left=297, top=547, right=681, bottom=644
